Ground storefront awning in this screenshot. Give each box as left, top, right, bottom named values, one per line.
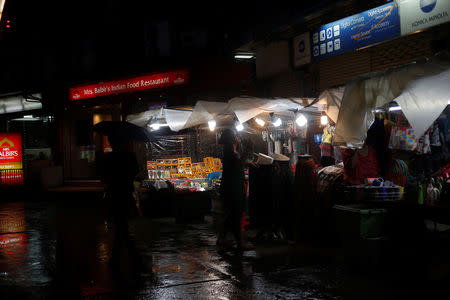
left=333, top=52, right=450, bottom=148
left=126, top=97, right=318, bottom=132
left=0, top=93, right=42, bottom=115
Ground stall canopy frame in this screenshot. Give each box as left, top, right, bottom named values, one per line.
left=126, top=96, right=320, bottom=132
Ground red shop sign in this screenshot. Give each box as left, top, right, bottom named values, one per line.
left=69, top=69, right=189, bottom=101
left=0, top=133, right=24, bottom=185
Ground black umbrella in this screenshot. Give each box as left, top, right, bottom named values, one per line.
left=93, top=121, right=156, bottom=142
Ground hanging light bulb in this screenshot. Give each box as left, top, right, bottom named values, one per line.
left=255, top=117, right=265, bottom=127
left=150, top=123, right=160, bottom=130
left=388, top=106, right=401, bottom=111
left=321, top=115, right=328, bottom=125
left=295, top=113, right=307, bottom=127
left=236, top=123, right=244, bottom=131
left=208, top=120, right=216, bottom=131
left=273, top=117, right=282, bottom=127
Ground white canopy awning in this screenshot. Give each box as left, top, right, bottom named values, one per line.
left=0, top=93, right=43, bottom=115
left=127, top=96, right=318, bottom=132
left=333, top=52, right=450, bottom=148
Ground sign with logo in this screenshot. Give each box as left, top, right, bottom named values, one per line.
left=293, top=32, right=311, bottom=67
left=399, top=0, right=450, bottom=35
left=69, top=69, right=189, bottom=101
left=311, top=2, right=400, bottom=61
left=0, top=133, right=23, bottom=185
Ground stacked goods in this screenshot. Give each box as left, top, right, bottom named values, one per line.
left=147, top=156, right=221, bottom=180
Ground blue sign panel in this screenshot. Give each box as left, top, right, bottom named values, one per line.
left=311, top=2, right=400, bottom=61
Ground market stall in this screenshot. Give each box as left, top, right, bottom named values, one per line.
left=127, top=96, right=323, bottom=225
left=314, top=52, right=450, bottom=246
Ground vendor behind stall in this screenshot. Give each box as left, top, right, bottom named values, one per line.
left=342, top=123, right=382, bottom=185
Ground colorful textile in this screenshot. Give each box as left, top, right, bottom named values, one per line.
left=320, top=143, right=333, bottom=157
left=389, top=126, right=419, bottom=151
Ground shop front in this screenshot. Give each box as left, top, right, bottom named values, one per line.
left=63, top=69, right=189, bottom=181
left=314, top=51, right=450, bottom=250
left=0, top=92, right=56, bottom=187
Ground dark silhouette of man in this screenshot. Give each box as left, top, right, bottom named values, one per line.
left=101, top=135, right=140, bottom=271
left=216, top=128, right=256, bottom=250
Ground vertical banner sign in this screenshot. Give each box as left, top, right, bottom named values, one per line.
left=0, top=133, right=24, bottom=185
left=293, top=32, right=311, bottom=67
left=311, top=2, right=400, bottom=61
left=399, top=0, right=450, bottom=35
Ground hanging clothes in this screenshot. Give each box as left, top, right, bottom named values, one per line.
left=366, top=116, right=387, bottom=177
left=320, top=124, right=335, bottom=167
left=342, top=145, right=380, bottom=185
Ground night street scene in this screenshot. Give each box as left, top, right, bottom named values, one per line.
left=1, top=0, right=450, bottom=299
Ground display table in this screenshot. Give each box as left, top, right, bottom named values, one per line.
left=141, top=179, right=215, bottom=222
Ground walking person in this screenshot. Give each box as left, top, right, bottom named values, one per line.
left=101, top=135, right=141, bottom=271
left=216, top=128, right=256, bottom=250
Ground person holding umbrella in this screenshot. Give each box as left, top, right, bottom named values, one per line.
left=94, top=121, right=154, bottom=273
left=101, top=134, right=141, bottom=270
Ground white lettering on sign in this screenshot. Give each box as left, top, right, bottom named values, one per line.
left=140, top=77, right=170, bottom=87
left=111, top=84, right=126, bottom=91
left=0, top=150, right=19, bottom=157
left=367, top=5, right=390, bottom=18
left=69, top=70, right=188, bottom=101
left=94, top=87, right=107, bottom=94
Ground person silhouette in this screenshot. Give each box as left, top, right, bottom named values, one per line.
left=100, top=135, right=141, bottom=271
left=216, top=128, right=256, bottom=250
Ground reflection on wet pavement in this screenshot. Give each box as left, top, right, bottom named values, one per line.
left=0, top=199, right=448, bottom=299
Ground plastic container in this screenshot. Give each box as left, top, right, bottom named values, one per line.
left=333, top=204, right=387, bottom=240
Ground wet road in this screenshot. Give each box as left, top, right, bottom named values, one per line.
left=0, top=196, right=449, bottom=299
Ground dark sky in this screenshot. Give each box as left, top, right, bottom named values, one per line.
left=0, top=0, right=333, bottom=92
left=7, top=0, right=330, bottom=42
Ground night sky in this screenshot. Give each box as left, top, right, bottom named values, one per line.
left=0, top=0, right=333, bottom=92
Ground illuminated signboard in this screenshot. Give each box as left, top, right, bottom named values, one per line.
left=69, top=69, right=189, bottom=101
left=311, top=2, right=400, bottom=61
left=0, top=133, right=24, bottom=185
left=399, top=0, right=450, bottom=35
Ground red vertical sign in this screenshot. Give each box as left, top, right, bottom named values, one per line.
left=0, top=133, right=24, bottom=185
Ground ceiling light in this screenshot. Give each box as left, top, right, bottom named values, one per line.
left=273, top=118, right=282, bottom=127
left=295, top=113, right=307, bottom=127
left=255, top=118, right=265, bottom=127
left=208, top=120, right=216, bottom=131
left=149, top=123, right=160, bottom=130
left=388, top=106, right=401, bottom=111
left=23, top=115, right=33, bottom=119
left=234, top=54, right=254, bottom=59
left=321, top=115, right=328, bottom=125
left=236, top=123, right=244, bottom=131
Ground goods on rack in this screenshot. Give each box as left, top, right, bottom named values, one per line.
left=339, top=184, right=404, bottom=203
left=147, top=156, right=222, bottom=180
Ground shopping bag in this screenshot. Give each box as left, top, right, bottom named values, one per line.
left=388, top=126, right=419, bottom=151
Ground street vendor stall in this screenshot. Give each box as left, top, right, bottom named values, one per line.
left=126, top=96, right=322, bottom=225
left=314, top=52, right=450, bottom=247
